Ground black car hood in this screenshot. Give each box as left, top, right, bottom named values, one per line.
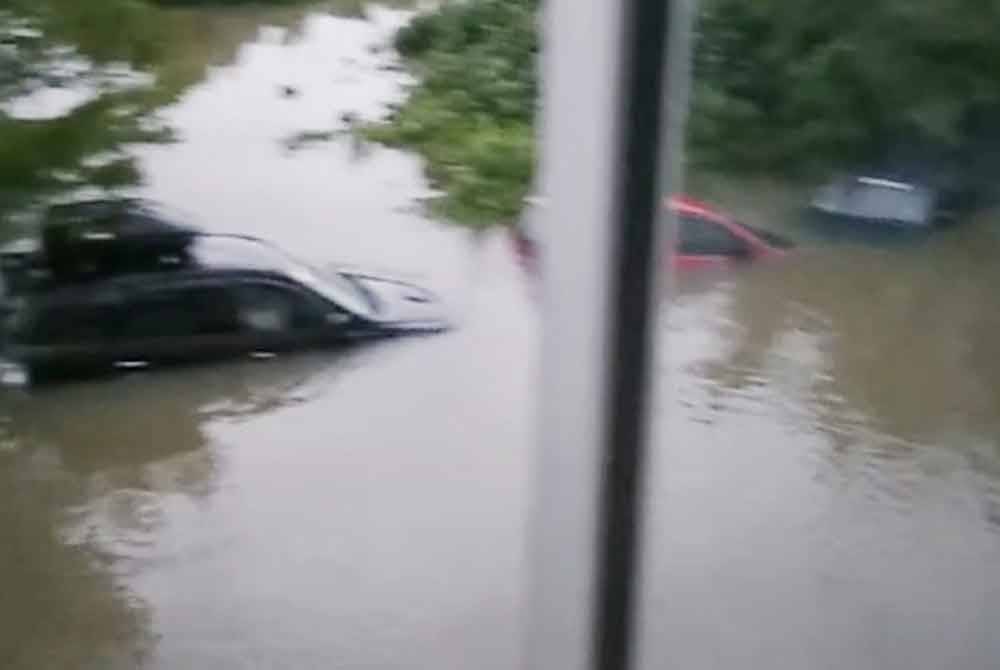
left=339, top=270, right=450, bottom=332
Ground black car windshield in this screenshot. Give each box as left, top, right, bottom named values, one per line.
left=190, top=235, right=374, bottom=316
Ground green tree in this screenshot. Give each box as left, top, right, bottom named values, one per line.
left=366, top=0, right=539, bottom=225
left=690, top=0, right=1000, bottom=174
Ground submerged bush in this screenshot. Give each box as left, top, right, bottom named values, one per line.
left=0, top=0, right=310, bottom=212
left=367, top=0, right=539, bottom=225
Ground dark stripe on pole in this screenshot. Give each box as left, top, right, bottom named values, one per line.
left=593, top=0, right=674, bottom=669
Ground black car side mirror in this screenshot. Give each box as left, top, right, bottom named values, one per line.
left=325, top=311, right=352, bottom=326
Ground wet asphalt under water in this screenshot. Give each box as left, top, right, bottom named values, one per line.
left=2, top=5, right=1000, bottom=669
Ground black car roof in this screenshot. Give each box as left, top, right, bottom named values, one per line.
left=45, top=198, right=198, bottom=229
left=11, top=200, right=317, bottom=308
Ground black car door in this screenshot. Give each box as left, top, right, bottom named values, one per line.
left=229, top=280, right=349, bottom=355
left=18, top=292, right=122, bottom=381
left=112, top=281, right=245, bottom=369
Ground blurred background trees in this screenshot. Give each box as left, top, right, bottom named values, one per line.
left=690, top=0, right=1000, bottom=175
left=372, top=0, right=1000, bottom=221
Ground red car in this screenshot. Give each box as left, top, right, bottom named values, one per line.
left=513, top=195, right=792, bottom=270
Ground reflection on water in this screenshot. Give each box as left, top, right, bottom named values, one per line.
left=1, top=3, right=999, bottom=669
left=644, top=208, right=1000, bottom=668
left=0, top=443, right=154, bottom=669
left=0, top=347, right=373, bottom=669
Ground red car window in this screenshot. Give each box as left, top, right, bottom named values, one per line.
left=677, top=215, right=750, bottom=256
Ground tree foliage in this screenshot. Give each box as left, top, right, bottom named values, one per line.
left=0, top=0, right=309, bottom=212
left=1, top=0, right=165, bottom=65
left=0, top=1, right=166, bottom=210
left=367, top=0, right=539, bottom=225
left=690, top=0, right=1000, bottom=174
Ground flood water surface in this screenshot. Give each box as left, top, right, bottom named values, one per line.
left=2, top=5, right=999, bottom=670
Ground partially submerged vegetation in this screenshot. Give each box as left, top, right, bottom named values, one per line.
left=1, top=1, right=160, bottom=213
left=369, top=0, right=1000, bottom=224
left=365, top=0, right=537, bottom=225
left=0, top=0, right=311, bottom=215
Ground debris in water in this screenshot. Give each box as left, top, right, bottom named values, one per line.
left=282, top=129, right=339, bottom=152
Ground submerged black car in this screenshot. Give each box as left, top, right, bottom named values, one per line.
left=0, top=199, right=449, bottom=386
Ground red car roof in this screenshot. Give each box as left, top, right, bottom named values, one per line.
left=667, top=195, right=731, bottom=223
left=518, top=194, right=736, bottom=234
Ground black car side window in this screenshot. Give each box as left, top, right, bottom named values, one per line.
left=231, top=283, right=326, bottom=332
left=26, top=301, right=117, bottom=345
left=677, top=216, right=749, bottom=256
left=119, top=285, right=238, bottom=338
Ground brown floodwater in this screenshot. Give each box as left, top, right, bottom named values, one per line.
left=1, top=5, right=999, bottom=669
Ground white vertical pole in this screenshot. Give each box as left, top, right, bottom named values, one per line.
left=524, top=0, right=693, bottom=669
